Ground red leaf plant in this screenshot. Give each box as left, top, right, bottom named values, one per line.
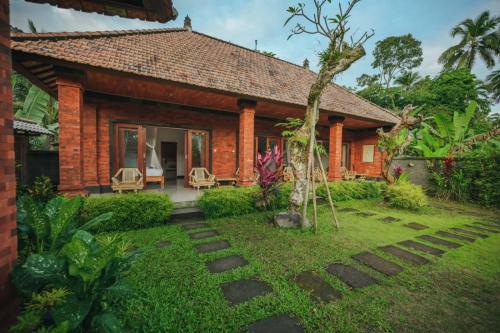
left=255, top=145, right=283, bottom=208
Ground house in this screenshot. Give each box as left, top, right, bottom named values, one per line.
left=10, top=17, right=399, bottom=196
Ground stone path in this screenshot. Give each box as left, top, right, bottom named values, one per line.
left=379, top=245, right=429, bottom=265
left=398, top=240, right=445, bottom=256
left=220, top=279, right=272, bottom=305
left=338, top=207, right=359, bottom=213
left=248, top=315, right=304, bottom=333
left=378, top=216, right=401, bottom=223
left=473, top=222, right=500, bottom=231
left=156, top=240, right=171, bottom=248
left=355, top=212, right=376, bottom=217
left=417, top=235, right=461, bottom=249
left=466, top=224, right=499, bottom=233
left=449, top=227, right=487, bottom=239
left=189, top=230, right=220, bottom=239
left=195, top=240, right=230, bottom=253
left=435, top=230, right=475, bottom=243
left=325, top=263, right=378, bottom=288
left=182, top=222, right=210, bottom=230
left=352, top=251, right=403, bottom=276
left=294, top=271, right=342, bottom=303
left=206, top=255, right=249, bottom=273
left=403, top=222, right=428, bottom=230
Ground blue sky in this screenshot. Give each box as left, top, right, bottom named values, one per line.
left=10, top=0, right=500, bottom=112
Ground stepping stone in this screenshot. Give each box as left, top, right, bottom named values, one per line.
left=474, top=222, right=500, bottom=230
left=355, top=212, right=376, bottom=217
left=195, top=240, right=230, bottom=253
left=436, top=230, right=475, bottom=243
left=449, top=227, right=488, bottom=239
left=220, top=279, right=272, bottom=305
left=398, top=240, right=445, bottom=256
left=189, top=230, right=219, bottom=239
left=403, top=222, right=428, bottom=230
left=294, top=271, right=342, bottom=303
left=206, top=255, right=248, bottom=273
left=326, top=263, right=377, bottom=288
left=417, top=235, right=461, bottom=249
left=338, top=207, right=359, bottom=213
left=352, top=251, right=403, bottom=276
left=378, top=216, right=401, bottom=223
left=379, top=245, right=429, bottom=265
left=182, top=222, right=210, bottom=230
left=466, top=224, right=499, bottom=233
left=156, top=240, right=171, bottom=248
left=248, top=314, right=304, bottom=333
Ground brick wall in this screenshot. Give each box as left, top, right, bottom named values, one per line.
left=328, top=121, right=343, bottom=180
left=0, top=0, right=18, bottom=325
left=237, top=100, right=256, bottom=186
left=346, top=129, right=383, bottom=177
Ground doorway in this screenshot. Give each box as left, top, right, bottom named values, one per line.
left=161, top=142, right=177, bottom=180
left=341, top=142, right=351, bottom=170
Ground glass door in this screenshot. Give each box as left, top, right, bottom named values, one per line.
left=114, top=124, right=145, bottom=175
left=341, top=142, right=351, bottom=170
left=185, top=130, right=209, bottom=186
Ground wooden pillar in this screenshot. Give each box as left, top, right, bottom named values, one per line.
left=328, top=115, right=344, bottom=181
left=0, top=0, right=19, bottom=328
left=57, top=76, right=86, bottom=195
left=237, top=99, right=256, bottom=186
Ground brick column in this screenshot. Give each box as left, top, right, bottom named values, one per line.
left=0, top=0, right=19, bottom=328
left=82, top=104, right=98, bottom=190
left=57, top=76, right=86, bottom=195
left=237, top=99, right=256, bottom=186
left=328, top=116, right=344, bottom=181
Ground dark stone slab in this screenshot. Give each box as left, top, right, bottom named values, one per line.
left=182, top=222, right=210, bottom=230
left=338, top=207, right=359, bottom=213
left=466, top=224, right=499, bottom=233
left=403, top=222, right=428, bottom=230
left=417, top=235, right=462, bottom=249
left=220, top=279, right=272, bottom=305
left=206, top=255, right=248, bottom=273
left=352, top=251, right=403, bottom=276
left=248, top=315, right=304, bottom=333
left=325, top=263, right=377, bottom=288
left=378, top=216, right=401, bottom=223
left=398, top=240, right=445, bottom=256
left=355, top=212, right=376, bottom=217
left=156, top=240, right=171, bottom=248
left=436, top=230, right=475, bottom=243
left=449, top=227, right=488, bottom=239
left=195, top=240, right=230, bottom=253
left=189, top=230, right=219, bottom=239
left=379, top=245, right=429, bottom=265
left=294, top=271, right=342, bottom=303
left=474, top=222, right=500, bottom=230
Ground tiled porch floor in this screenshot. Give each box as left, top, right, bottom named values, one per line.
left=145, top=179, right=204, bottom=203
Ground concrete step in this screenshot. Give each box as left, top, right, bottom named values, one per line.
left=171, top=207, right=204, bottom=222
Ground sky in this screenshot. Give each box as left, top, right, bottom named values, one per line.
left=9, top=0, right=500, bottom=112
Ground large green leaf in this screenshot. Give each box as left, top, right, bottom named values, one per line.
left=90, top=312, right=122, bottom=333
left=15, top=85, right=50, bottom=124
left=49, top=196, right=82, bottom=252
left=434, top=111, right=452, bottom=139
left=11, top=254, right=66, bottom=296
left=21, top=196, right=49, bottom=251
left=52, top=294, right=91, bottom=331
left=79, top=212, right=113, bottom=232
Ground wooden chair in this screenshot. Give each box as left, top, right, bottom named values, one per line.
left=188, top=167, right=216, bottom=190
left=111, top=168, right=144, bottom=193
left=341, top=167, right=357, bottom=181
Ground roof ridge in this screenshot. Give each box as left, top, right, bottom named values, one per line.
left=11, top=27, right=187, bottom=40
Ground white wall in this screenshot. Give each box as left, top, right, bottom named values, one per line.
left=146, top=127, right=185, bottom=177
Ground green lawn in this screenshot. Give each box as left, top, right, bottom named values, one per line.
left=112, top=199, right=500, bottom=332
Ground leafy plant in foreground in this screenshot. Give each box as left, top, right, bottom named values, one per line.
left=255, top=145, right=283, bottom=209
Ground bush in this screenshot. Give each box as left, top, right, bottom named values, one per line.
left=316, top=180, right=386, bottom=201
left=385, top=181, right=428, bottom=210
left=81, top=192, right=174, bottom=232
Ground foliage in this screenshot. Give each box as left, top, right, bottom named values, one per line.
left=255, top=146, right=283, bottom=208
left=12, top=195, right=135, bottom=332
left=486, top=69, right=500, bottom=103
left=16, top=195, right=112, bottom=259
left=372, top=34, right=423, bottom=89
left=259, top=50, right=276, bottom=57
left=81, top=193, right=174, bottom=232
left=395, top=71, right=421, bottom=91
left=385, top=180, right=428, bottom=210
left=27, top=176, right=56, bottom=204
left=198, top=186, right=261, bottom=219
left=438, top=10, right=499, bottom=70
left=316, top=180, right=385, bottom=202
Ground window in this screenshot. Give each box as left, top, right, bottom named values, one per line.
left=362, top=144, right=375, bottom=163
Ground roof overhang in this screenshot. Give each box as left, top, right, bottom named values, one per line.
left=26, top=0, right=178, bottom=23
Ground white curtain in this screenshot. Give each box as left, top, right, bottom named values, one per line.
left=146, top=127, right=162, bottom=169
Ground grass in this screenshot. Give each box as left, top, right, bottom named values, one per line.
left=112, top=199, right=500, bottom=332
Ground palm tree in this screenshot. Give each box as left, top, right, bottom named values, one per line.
left=486, top=69, right=500, bottom=103
left=395, top=71, right=421, bottom=90
left=439, top=11, right=500, bottom=70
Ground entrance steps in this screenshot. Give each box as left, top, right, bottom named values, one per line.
left=171, top=207, right=204, bottom=223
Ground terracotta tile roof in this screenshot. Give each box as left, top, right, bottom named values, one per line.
left=11, top=28, right=399, bottom=124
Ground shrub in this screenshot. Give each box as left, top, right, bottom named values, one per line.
left=385, top=181, right=428, bottom=210
left=198, top=186, right=260, bottom=219
left=81, top=192, right=174, bottom=232
left=316, top=180, right=385, bottom=201
left=28, top=176, right=56, bottom=203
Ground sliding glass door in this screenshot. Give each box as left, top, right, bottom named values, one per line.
left=185, top=130, right=209, bottom=186
left=114, top=124, right=145, bottom=175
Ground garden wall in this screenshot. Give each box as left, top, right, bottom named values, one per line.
left=390, top=157, right=438, bottom=186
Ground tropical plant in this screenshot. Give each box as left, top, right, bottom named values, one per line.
left=438, top=10, right=500, bottom=70
left=27, top=176, right=56, bottom=204
left=395, top=71, right=421, bottom=90
left=486, top=69, right=500, bottom=103
left=385, top=180, right=428, bottom=210
left=254, top=145, right=283, bottom=208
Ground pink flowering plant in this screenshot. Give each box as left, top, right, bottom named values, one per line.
left=255, top=145, right=283, bottom=208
